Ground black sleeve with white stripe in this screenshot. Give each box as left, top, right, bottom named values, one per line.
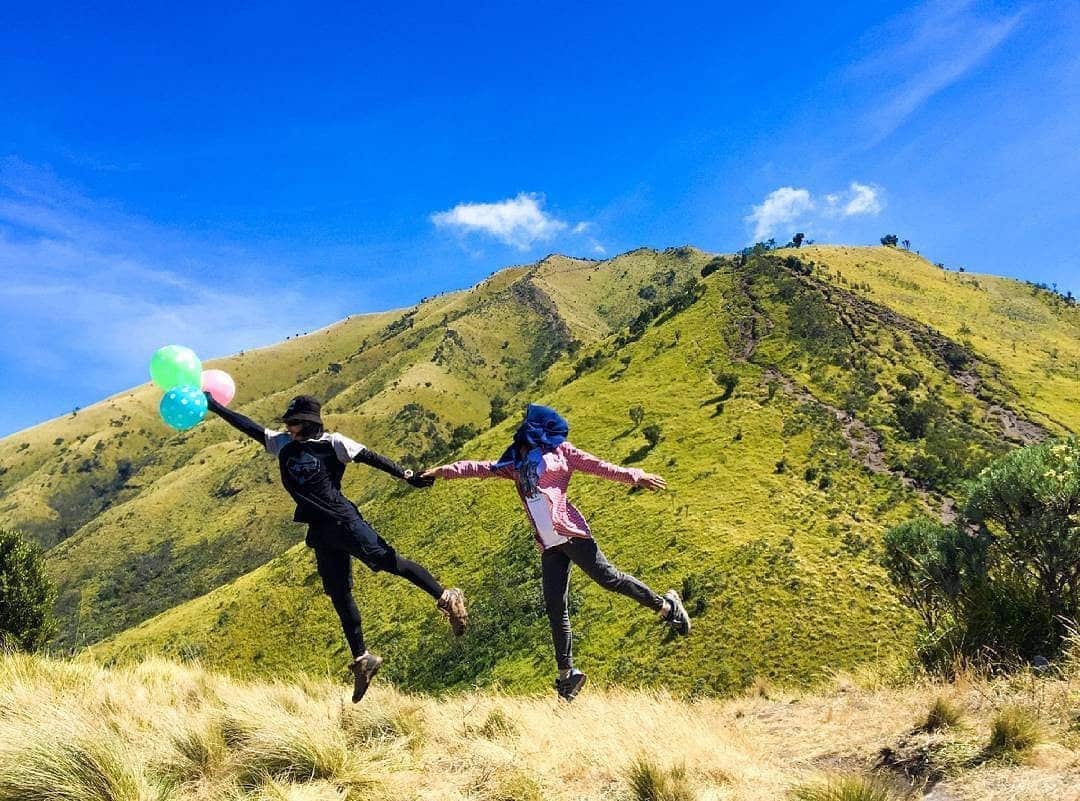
left=352, top=447, right=409, bottom=479
left=205, top=394, right=266, bottom=444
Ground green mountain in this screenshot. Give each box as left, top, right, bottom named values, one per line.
left=2, top=244, right=1077, bottom=694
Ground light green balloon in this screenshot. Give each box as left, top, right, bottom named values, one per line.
left=149, top=345, right=202, bottom=391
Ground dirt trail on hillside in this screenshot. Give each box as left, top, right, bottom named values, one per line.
left=763, top=368, right=957, bottom=523
left=826, top=281, right=1049, bottom=446
left=728, top=263, right=959, bottom=522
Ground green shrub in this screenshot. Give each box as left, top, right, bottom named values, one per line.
left=966, top=438, right=1080, bottom=627
left=490, top=395, right=509, bottom=426
left=882, top=515, right=1055, bottom=670
left=884, top=440, right=1080, bottom=668
left=0, top=529, right=56, bottom=651
left=643, top=424, right=663, bottom=448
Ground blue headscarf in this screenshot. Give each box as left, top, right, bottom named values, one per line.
left=492, top=404, right=569, bottom=495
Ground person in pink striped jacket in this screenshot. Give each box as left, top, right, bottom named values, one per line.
left=422, top=403, right=691, bottom=701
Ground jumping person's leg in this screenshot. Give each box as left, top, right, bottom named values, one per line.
left=541, top=546, right=574, bottom=671
left=561, top=537, right=692, bottom=635
left=313, top=542, right=365, bottom=657
left=384, top=554, right=442, bottom=599
left=542, top=546, right=588, bottom=701
left=561, top=537, right=664, bottom=611
left=331, top=516, right=468, bottom=635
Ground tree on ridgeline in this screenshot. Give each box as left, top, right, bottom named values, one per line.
left=880, top=234, right=899, bottom=247
left=0, top=528, right=56, bottom=651
left=883, top=438, right=1080, bottom=670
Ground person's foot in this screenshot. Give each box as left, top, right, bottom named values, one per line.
left=437, top=588, right=468, bottom=636
left=349, top=651, right=383, bottom=703
left=554, top=669, right=587, bottom=702
left=662, top=589, right=692, bottom=635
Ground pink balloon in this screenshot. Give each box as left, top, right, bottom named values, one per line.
left=201, top=369, right=236, bottom=406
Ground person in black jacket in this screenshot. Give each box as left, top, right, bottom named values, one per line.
left=205, top=393, right=466, bottom=702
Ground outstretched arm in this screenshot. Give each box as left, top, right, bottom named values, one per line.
left=330, top=434, right=432, bottom=487
left=421, top=460, right=515, bottom=481
left=562, top=443, right=666, bottom=490
left=354, top=447, right=434, bottom=486
left=205, top=394, right=271, bottom=445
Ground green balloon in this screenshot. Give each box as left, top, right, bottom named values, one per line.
left=149, top=345, right=202, bottom=391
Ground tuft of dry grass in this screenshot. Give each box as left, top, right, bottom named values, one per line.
left=922, top=696, right=962, bottom=731
left=789, top=774, right=905, bottom=801
left=988, top=706, right=1042, bottom=759
left=627, top=757, right=696, bottom=801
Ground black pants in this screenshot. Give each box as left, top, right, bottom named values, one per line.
left=308, top=517, right=443, bottom=657
left=541, top=537, right=664, bottom=671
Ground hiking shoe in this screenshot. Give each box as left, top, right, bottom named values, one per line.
left=437, top=588, right=468, bottom=636
left=554, top=669, right=587, bottom=702
left=349, top=652, right=383, bottom=703
left=662, top=589, right=692, bottom=636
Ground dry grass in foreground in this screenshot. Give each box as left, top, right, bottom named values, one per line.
left=0, top=652, right=1078, bottom=801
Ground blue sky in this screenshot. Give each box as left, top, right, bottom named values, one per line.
left=1, top=1, right=1077, bottom=437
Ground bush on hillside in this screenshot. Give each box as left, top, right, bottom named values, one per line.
left=966, top=438, right=1080, bottom=623
left=0, top=528, right=56, bottom=651
left=883, top=438, right=1080, bottom=670
left=643, top=424, right=663, bottom=448
left=489, top=394, right=509, bottom=426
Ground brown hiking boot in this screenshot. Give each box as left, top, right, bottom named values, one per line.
left=437, top=588, right=468, bottom=636
left=349, top=652, right=383, bottom=703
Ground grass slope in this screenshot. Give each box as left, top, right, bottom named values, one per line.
left=3, top=651, right=1079, bottom=801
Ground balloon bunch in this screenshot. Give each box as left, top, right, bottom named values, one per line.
left=149, top=345, right=236, bottom=431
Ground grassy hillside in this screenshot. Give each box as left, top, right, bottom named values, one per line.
left=3, top=651, right=1079, bottom=801
left=3, top=244, right=1079, bottom=694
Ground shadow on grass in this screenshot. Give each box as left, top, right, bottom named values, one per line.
left=625, top=444, right=655, bottom=464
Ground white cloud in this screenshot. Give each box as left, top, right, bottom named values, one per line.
left=747, top=182, right=884, bottom=242
left=746, top=187, right=814, bottom=241
left=842, top=182, right=882, bottom=216
left=431, top=192, right=568, bottom=250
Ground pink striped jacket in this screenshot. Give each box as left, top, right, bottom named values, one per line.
left=432, top=442, right=645, bottom=548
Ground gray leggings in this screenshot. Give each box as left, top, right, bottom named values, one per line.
left=541, top=537, right=664, bottom=670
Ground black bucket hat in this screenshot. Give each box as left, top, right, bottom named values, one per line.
left=280, top=395, right=323, bottom=424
